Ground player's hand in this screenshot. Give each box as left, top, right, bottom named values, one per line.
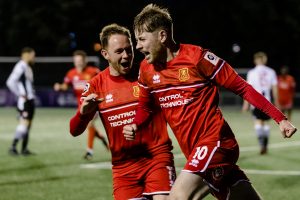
left=279, top=120, right=297, bottom=138
left=80, top=93, right=103, bottom=115
left=123, top=124, right=138, bottom=141
left=53, top=83, right=61, bottom=91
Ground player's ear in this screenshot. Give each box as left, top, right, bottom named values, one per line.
left=158, top=30, right=167, bottom=44
left=101, top=49, right=109, bottom=60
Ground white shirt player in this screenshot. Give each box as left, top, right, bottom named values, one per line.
left=6, top=60, right=35, bottom=101
left=246, top=64, right=277, bottom=102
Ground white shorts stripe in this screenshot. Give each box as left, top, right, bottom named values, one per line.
left=200, top=141, right=220, bottom=172
left=99, top=102, right=138, bottom=113
left=142, top=191, right=170, bottom=196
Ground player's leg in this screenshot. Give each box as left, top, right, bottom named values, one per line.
left=229, top=181, right=262, bottom=200
left=91, top=115, right=109, bottom=150
left=143, top=158, right=176, bottom=200
left=83, top=122, right=96, bottom=160
left=113, top=168, right=144, bottom=200
left=20, top=99, right=35, bottom=155
left=169, top=171, right=209, bottom=200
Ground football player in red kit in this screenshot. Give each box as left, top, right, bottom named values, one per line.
left=70, top=24, right=175, bottom=200
left=54, top=50, right=108, bottom=160
left=123, top=4, right=297, bottom=200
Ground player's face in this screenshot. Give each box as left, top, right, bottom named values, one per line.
left=135, top=30, right=165, bottom=64
left=73, top=55, right=87, bottom=71
left=102, top=34, right=133, bottom=76
left=24, top=51, right=35, bottom=66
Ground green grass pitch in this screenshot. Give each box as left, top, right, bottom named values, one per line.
left=0, top=107, right=299, bottom=200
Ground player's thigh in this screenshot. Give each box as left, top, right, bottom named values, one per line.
left=143, top=161, right=176, bottom=198
left=113, top=179, right=144, bottom=200
left=229, top=181, right=262, bottom=200
left=169, top=171, right=209, bottom=200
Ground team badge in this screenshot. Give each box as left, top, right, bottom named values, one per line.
left=178, top=68, right=190, bottom=82
left=82, top=83, right=90, bottom=95
left=133, top=86, right=140, bottom=97
left=204, top=51, right=220, bottom=66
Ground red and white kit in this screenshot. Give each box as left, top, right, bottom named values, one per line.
left=70, top=68, right=175, bottom=200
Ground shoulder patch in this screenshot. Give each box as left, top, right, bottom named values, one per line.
left=204, top=51, right=220, bottom=66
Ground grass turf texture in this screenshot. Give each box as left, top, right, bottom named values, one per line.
left=0, top=107, right=299, bottom=200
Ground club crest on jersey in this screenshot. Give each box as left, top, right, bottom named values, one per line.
left=152, top=74, right=161, bottom=84
left=204, top=51, right=220, bottom=66
left=133, top=86, right=140, bottom=98
left=105, top=93, right=113, bottom=103
left=178, top=68, right=190, bottom=82
left=82, top=83, right=90, bottom=95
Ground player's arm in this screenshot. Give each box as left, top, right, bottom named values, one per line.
left=6, top=65, right=24, bottom=98
left=196, top=51, right=296, bottom=138
left=215, top=63, right=296, bottom=138
left=69, top=94, right=103, bottom=136
left=123, top=81, right=152, bottom=141
left=53, top=82, right=69, bottom=91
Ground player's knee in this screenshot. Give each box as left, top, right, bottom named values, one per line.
left=152, top=194, right=169, bottom=200
left=169, top=190, right=190, bottom=200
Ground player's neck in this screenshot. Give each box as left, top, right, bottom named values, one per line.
left=166, top=41, right=180, bottom=62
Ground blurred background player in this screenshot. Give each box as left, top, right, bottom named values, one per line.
left=6, top=47, right=36, bottom=156
left=277, top=65, right=296, bottom=121
left=70, top=24, right=175, bottom=200
left=243, top=52, right=278, bottom=155
left=54, top=50, right=108, bottom=160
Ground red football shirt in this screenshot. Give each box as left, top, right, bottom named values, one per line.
left=81, top=68, right=172, bottom=166
left=278, top=75, right=296, bottom=106
left=64, top=66, right=100, bottom=104
left=137, top=44, right=285, bottom=159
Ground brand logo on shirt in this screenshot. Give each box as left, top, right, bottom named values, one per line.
left=105, top=93, right=113, bottom=103
left=204, top=51, right=220, bottom=66
left=133, top=86, right=140, bottom=98
left=178, top=68, right=190, bottom=82
left=152, top=74, right=161, bottom=84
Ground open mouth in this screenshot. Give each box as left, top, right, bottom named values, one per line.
left=121, top=61, right=130, bottom=69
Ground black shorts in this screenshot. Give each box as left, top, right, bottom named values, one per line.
left=252, top=108, right=270, bottom=120
left=17, top=99, right=35, bottom=120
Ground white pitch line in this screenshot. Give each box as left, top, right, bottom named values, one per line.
left=244, top=169, right=300, bottom=176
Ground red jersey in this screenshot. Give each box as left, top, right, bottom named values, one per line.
left=64, top=66, right=99, bottom=104
left=81, top=68, right=172, bottom=166
left=137, top=44, right=285, bottom=159
left=278, top=75, right=296, bottom=106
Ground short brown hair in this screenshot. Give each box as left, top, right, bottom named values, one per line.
left=73, top=50, right=87, bottom=58
left=99, top=23, right=131, bottom=49
left=134, top=4, right=172, bottom=34
left=253, top=51, right=267, bottom=60
left=21, top=47, right=34, bottom=55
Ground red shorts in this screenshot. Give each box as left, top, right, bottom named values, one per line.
left=182, top=136, right=249, bottom=200
left=112, top=152, right=176, bottom=200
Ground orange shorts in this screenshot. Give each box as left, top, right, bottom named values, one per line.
left=112, top=153, right=176, bottom=200
left=183, top=135, right=249, bottom=200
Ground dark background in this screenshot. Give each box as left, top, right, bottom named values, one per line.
left=0, top=0, right=299, bottom=88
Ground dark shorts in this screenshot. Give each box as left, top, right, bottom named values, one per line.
left=17, top=99, right=35, bottom=120
left=252, top=108, right=270, bottom=120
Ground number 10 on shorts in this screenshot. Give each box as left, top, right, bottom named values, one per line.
left=193, top=146, right=208, bottom=160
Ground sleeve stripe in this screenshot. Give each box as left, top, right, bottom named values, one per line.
left=210, top=60, right=225, bottom=80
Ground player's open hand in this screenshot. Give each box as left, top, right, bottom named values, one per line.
left=123, top=124, right=137, bottom=141
left=80, top=93, right=103, bottom=115
left=279, top=120, right=297, bottom=138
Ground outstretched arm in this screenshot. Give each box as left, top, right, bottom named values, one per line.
left=226, top=75, right=296, bottom=138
